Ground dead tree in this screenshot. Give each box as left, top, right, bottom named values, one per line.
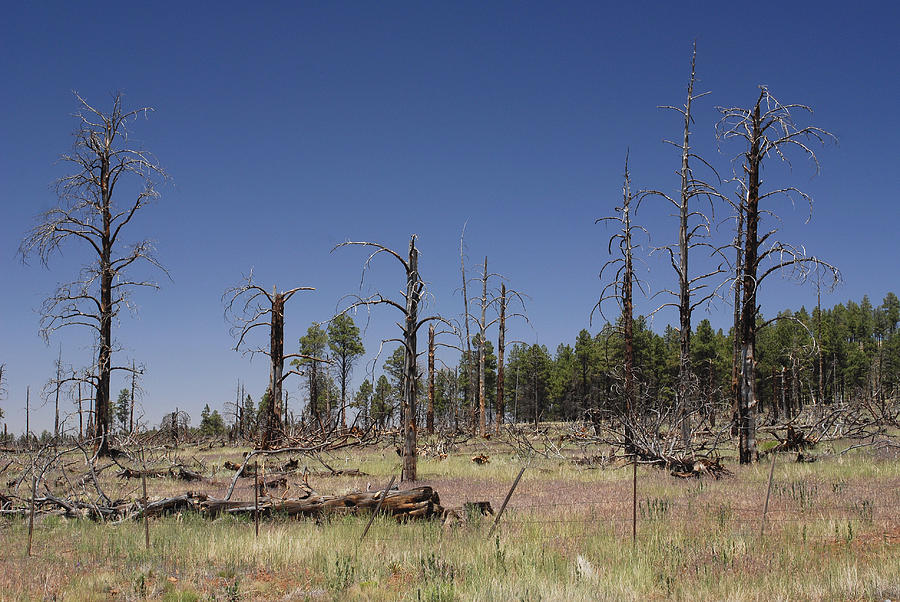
left=0, top=364, right=6, bottom=427
left=224, top=272, right=315, bottom=449
left=496, top=283, right=507, bottom=433
left=52, top=347, right=63, bottom=437
left=462, top=257, right=528, bottom=437
left=26, top=386, right=31, bottom=448
left=427, top=324, right=436, bottom=435
left=128, top=359, right=144, bottom=434
left=595, top=153, right=647, bottom=452
left=335, top=235, right=444, bottom=481
left=729, top=193, right=744, bottom=436
left=717, top=87, right=840, bottom=463
left=643, top=44, right=726, bottom=451
left=477, top=257, right=490, bottom=436
left=19, top=92, right=168, bottom=456
left=459, top=226, right=477, bottom=433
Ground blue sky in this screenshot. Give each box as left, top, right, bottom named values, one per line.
left=1, top=1, right=898, bottom=434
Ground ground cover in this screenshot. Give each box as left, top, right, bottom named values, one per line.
left=1, top=431, right=899, bottom=600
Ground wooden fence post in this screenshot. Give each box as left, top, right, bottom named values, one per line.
left=26, top=467, right=36, bottom=557
left=760, top=452, right=777, bottom=536
left=360, top=475, right=397, bottom=542
left=488, top=466, right=526, bottom=538
left=141, top=448, right=150, bottom=549
left=254, top=461, right=260, bottom=538
left=632, top=453, right=637, bottom=545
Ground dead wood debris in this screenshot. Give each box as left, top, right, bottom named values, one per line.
left=117, top=465, right=203, bottom=481
left=771, top=425, right=817, bottom=453
left=668, top=456, right=731, bottom=479
left=203, top=485, right=445, bottom=521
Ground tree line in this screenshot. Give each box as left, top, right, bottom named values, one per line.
left=215, top=291, right=895, bottom=443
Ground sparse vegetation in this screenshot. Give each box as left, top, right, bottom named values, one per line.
left=1, top=428, right=899, bottom=600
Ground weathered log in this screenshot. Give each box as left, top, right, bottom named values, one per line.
left=143, top=492, right=208, bottom=516
left=208, top=486, right=444, bottom=521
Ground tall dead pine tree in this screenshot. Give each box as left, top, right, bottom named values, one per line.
left=496, top=283, right=507, bottom=433
left=20, top=93, right=168, bottom=456
left=336, top=235, right=443, bottom=481
left=645, top=44, right=724, bottom=450
left=459, top=227, right=477, bottom=434
left=718, top=87, right=839, bottom=463
left=596, top=154, right=645, bottom=452
left=427, top=324, right=436, bottom=435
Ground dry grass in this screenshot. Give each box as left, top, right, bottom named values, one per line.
left=1, top=431, right=899, bottom=600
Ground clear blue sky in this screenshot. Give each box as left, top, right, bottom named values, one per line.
left=1, top=1, right=898, bottom=434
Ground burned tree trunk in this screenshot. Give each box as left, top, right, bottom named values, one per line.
left=53, top=348, right=62, bottom=438
left=336, top=235, right=441, bottom=482
left=427, top=324, right=435, bottom=436
left=225, top=275, right=315, bottom=450
left=401, top=238, right=422, bottom=481
left=262, top=288, right=286, bottom=449
left=623, top=208, right=635, bottom=453
left=496, top=283, right=506, bottom=434
left=737, top=102, right=762, bottom=463
left=129, top=360, right=137, bottom=434
left=596, top=154, right=641, bottom=452
left=718, top=88, right=838, bottom=462
left=478, top=257, right=488, bottom=437
left=791, top=357, right=800, bottom=419
left=96, top=185, right=113, bottom=455
left=730, top=201, right=744, bottom=437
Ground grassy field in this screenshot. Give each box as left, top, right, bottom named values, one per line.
left=1, top=431, right=899, bottom=601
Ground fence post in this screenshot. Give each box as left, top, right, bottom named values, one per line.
left=26, top=467, right=36, bottom=557
left=360, top=475, right=396, bottom=542
left=254, top=461, right=260, bottom=538
left=760, top=452, right=777, bottom=536
left=141, top=448, right=150, bottom=549
left=488, top=465, right=526, bottom=538
left=632, top=453, right=637, bottom=545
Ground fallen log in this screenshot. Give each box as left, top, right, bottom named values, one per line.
left=144, top=492, right=208, bottom=516
left=205, top=486, right=444, bottom=521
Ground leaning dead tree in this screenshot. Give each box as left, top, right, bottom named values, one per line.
left=224, top=271, right=315, bottom=449
left=717, top=87, right=840, bottom=463
left=335, top=235, right=444, bottom=481
left=595, top=153, right=646, bottom=452
left=19, top=92, right=168, bottom=456
left=643, top=44, right=726, bottom=450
